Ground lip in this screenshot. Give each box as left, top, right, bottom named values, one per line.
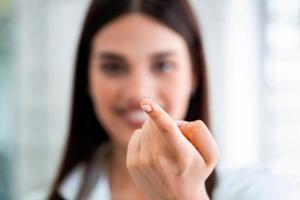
left=114, top=102, right=168, bottom=129
left=119, top=110, right=147, bottom=129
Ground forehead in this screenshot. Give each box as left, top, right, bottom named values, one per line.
left=91, top=13, right=189, bottom=57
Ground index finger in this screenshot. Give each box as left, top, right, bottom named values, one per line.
left=140, top=98, right=178, bottom=136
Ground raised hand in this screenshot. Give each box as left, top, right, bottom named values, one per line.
left=126, top=98, right=219, bottom=200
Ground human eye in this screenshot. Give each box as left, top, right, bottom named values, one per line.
left=153, top=60, right=176, bottom=74
left=99, top=62, right=128, bottom=76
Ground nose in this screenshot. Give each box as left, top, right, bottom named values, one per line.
left=122, top=70, right=154, bottom=104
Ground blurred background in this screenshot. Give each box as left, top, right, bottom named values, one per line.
left=0, top=0, right=299, bottom=199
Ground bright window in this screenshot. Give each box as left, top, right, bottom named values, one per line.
left=263, top=0, right=300, bottom=198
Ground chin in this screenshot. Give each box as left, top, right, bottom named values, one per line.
left=109, top=129, right=134, bottom=149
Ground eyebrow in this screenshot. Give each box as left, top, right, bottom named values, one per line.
left=97, top=52, right=126, bottom=62
left=151, top=51, right=177, bottom=60
left=96, top=50, right=177, bottom=61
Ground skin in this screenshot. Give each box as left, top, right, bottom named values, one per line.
left=128, top=98, right=219, bottom=200
left=88, top=13, right=218, bottom=200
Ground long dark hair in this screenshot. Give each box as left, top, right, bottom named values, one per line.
left=49, top=0, right=216, bottom=199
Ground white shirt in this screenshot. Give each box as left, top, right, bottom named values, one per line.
left=59, top=147, right=289, bottom=200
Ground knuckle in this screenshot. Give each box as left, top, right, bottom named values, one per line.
left=176, top=158, right=189, bottom=176
left=194, top=120, right=205, bottom=128
left=177, top=156, right=188, bottom=167
left=160, top=122, right=175, bottom=134
left=194, top=120, right=211, bottom=134
left=207, top=149, right=220, bottom=168
left=139, top=155, right=151, bottom=169
left=126, top=157, right=138, bottom=171
left=150, top=151, right=162, bottom=169
left=155, top=155, right=169, bottom=172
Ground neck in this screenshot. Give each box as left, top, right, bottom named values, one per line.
left=107, top=141, right=148, bottom=200
left=108, top=142, right=130, bottom=179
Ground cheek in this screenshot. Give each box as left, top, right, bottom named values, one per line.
left=89, top=72, right=118, bottom=122
left=161, top=70, right=193, bottom=120
left=92, top=87, right=112, bottom=113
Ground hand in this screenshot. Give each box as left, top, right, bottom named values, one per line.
left=126, top=98, right=219, bottom=200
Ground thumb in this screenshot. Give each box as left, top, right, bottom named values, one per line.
left=178, top=120, right=219, bottom=167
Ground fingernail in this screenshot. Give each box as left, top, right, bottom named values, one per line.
left=176, top=120, right=189, bottom=127
left=141, top=104, right=152, bottom=113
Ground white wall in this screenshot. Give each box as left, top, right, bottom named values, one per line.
left=191, top=0, right=262, bottom=169
left=13, top=0, right=89, bottom=198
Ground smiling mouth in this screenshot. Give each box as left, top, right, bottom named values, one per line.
left=114, top=101, right=167, bottom=129
left=120, top=110, right=148, bottom=129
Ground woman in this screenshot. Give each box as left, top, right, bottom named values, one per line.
left=49, top=0, right=286, bottom=199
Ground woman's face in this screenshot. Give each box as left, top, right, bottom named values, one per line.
left=89, top=13, right=196, bottom=148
